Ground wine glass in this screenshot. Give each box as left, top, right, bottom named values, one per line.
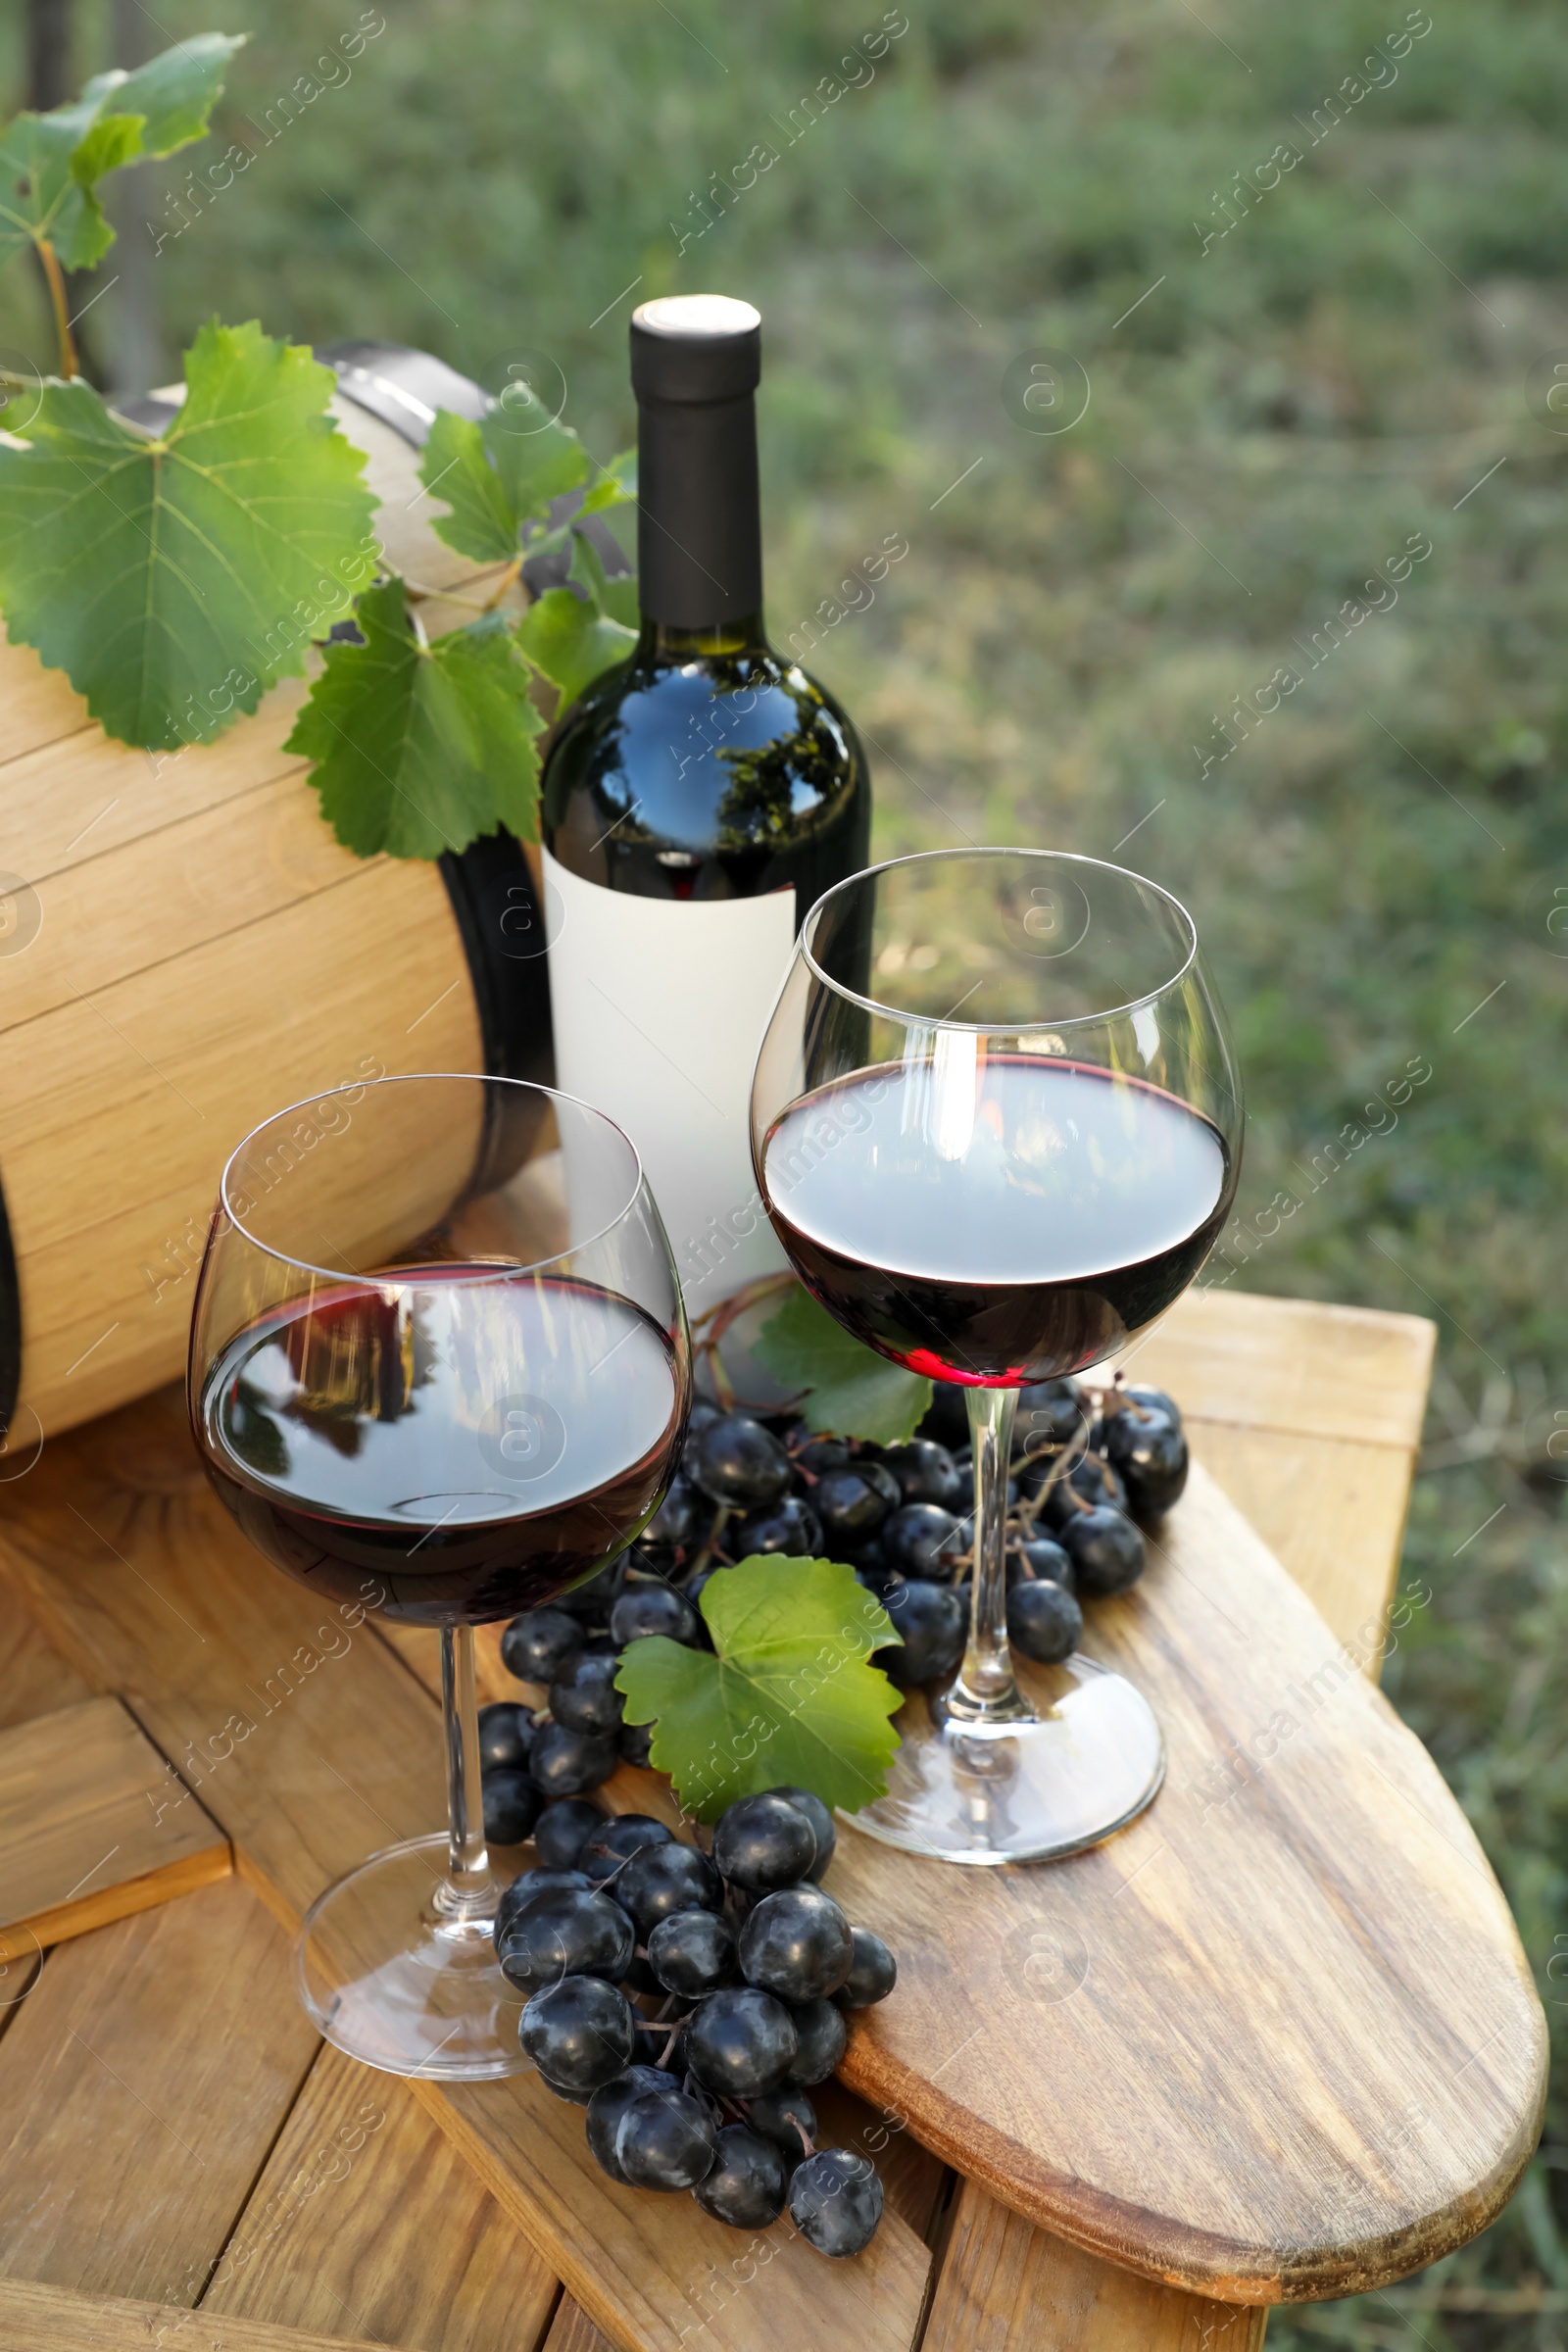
left=751, top=850, right=1242, bottom=1864
left=188, top=1074, right=690, bottom=2075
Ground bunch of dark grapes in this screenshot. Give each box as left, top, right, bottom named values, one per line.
left=492, top=1786, right=897, bottom=2255
left=474, top=1381, right=1193, bottom=1846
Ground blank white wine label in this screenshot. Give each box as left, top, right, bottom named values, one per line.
left=543, top=850, right=793, bottom=1313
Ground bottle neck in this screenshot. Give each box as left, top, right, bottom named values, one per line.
left=636, top=386, right=763, bottom=634
left=635, top=612, right=769, bottom=663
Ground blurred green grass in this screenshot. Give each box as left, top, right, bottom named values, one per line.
left=7, top=1, right=1568, bottom=2338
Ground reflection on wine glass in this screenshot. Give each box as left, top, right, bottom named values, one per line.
left=189, top=1075, right=689, bottom=2074
left=752, top=850, right=1243, bottom=1864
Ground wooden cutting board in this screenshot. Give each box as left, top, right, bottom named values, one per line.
left=0, top=1382, right=1544, bottom=2314
left=831, top=1459, right=1545, bottom=2302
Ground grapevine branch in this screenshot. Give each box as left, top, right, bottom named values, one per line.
left=37, top=241, right=77, bottom=380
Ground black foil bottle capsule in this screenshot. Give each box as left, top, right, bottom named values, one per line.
left=540, top=295, right=871, bottom=1315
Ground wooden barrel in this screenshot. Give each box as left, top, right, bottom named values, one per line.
left=0, top=353, right=552, bottom=1452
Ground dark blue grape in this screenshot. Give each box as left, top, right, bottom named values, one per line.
left=647, top=1907, right=738, bottom=1997
left=476, top=1700, right=536, bottom=1772
left=1059, top=1504, right=1146, bottom=1595
left=481, top=1768, right=541, bottom=1846
left=882, top=1440, right=966, bottom=1509
left=528, top=1723, right=617, bottom=1797
left=618, top=1719, right=656, bottom=1768
left=685, top=1985, right=797, bottom=2096
left=784, top=1996, right=848, bottom=2085
left=812, top=1463, right=901, bottom=1544
left=615, top=2083, right=718, bottom=2190
left=500, top=1608, right=583, bottom=1685
left=789, top=2147, right=884, bottom=2256
left=646, top=1473, right=699, bottom=1546
left=1012, top=1377, right=1090, bottom=1465
left=550, top=1649, right=625, bottom=1736
left=682, top=1565, right=715, bottom=1610
left=1102, top=1401, right=1189, bottom=1517
left=744, top=2086, right=815, bottom=2165
left=576, top=1813, right=672, bottom=1888
left=915, top=1384, right=969, bottom=1449
left=875, top=1579, right=966, bottom=1689
left=496, top=1868, right=589, bottom=1941
left=712, top=1792, right=817, bottom=1891
left=1040, top=1453, right=1127, bottom=1528
left=833, top=1926, right=897, bottom=2009
left=617, top=1839, right=723, bottom=1933
left=1124, top=1383, right=1182, bottom=1429
left=738, top=1886, right=853, bottom=2002
left=794, top=1435, right=852, bottom=1473
left=693, top=2124, right=788, bottom=2227
left=610, top=1581, right=701, bottom=1645
left=689, top=1413, right=791, bottom=1508
left=763, top=1785, right=835, bottom=1881
left=880, top=1502, right=963, bottom=1580
left=532, top=1797, right=604, bottom=1870
left=497, top=1886, right=635, bottom=1991
left=585, top=2064, right=672, bottom=2183
left=558, top=1557, right=626, bottom=1622
left=733, top=1494, right=823, bottom=1557
left=1007, top=1535, right=1073, bottom=1591
left=1007, top=1578, right=1084, bottom=1662
left=519, top=1975, right=635, bottom=2090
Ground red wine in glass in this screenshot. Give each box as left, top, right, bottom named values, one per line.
left=750, top=849, right=1244, bottom=1864
left=762, top=1056, right=1230, bottom=1385
left=197, top=1267, right=682, bottom=1625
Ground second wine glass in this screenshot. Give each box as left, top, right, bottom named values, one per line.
left=188, top=1074, right=690, bottom=2075
left=751, top=850, right=1243, bottom=1864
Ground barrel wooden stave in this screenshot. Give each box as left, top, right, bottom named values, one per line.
left=0, top=388, right=524, bottom=1444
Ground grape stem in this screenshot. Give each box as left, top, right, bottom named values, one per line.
left=689, top=1271, right=802, bottom=1416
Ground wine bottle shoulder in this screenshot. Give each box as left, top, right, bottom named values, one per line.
left=541, top=644, right=869, bottom=903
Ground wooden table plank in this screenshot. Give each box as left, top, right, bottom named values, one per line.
left=0, top=2274, right=387, bottom=2352
left=0, top=1613, right=95, bottom=1731
left=1125, top=1287, right=1436, bottom=1451
left=922, top=2179, right=1267, bottom=2352
left=204, top=2046, right=561, bottom=2352
left=0, top=1389, right=932, bottom=2352
left=0, top=1298, right=1513, bottom=2324
left=0, top=1877, right=318, bottom=2304
left=1186, top=1420, right=1420, bottom=1661
left=0, top=1696, right=229, bottom=1947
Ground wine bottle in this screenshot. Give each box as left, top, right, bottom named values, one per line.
left=541, top=294, right=870, bottom=1316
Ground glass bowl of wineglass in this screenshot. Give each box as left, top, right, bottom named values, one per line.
left=751, top=849, right=1242, bottom=1864
left=188, top=1074, right=690, bottom=2075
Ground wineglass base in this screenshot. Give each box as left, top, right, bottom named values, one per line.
left=295, top=1834, right=529, bottom=2080
left=842, top=1655, right=1165, bottom=1865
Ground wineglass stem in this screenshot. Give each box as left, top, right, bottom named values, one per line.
left=945, top=1385, right=1032, bottom=1726
left=435, top=1624, right=495, bottom=1924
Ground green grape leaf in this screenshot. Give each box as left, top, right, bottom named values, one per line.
left=615, top=1556, right=902, bottom=1820
left=601, top=567, right=640, bottom=629
left=0, top=35, right=243, bottom=272
left=420, top=405, right=592, bottom=565
left=84, top=31, right=246, bottom=159
left=0, top=319, right=377, bottom=750
left=755, top=1281, right=934, bottom=1446
left=495, top=409, right=592, bottom=527
left=0, top=99, right=114, bottom=271
left=579, top=446, right=637, bottom=514
left=515, top=584, right=636, bottom=707
left=418, top=412, right=518, bottom=565
left=285, top=576, right=544, bottom=858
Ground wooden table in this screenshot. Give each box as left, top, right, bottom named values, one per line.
left=0, top=1285, right=1513, bottom=2352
